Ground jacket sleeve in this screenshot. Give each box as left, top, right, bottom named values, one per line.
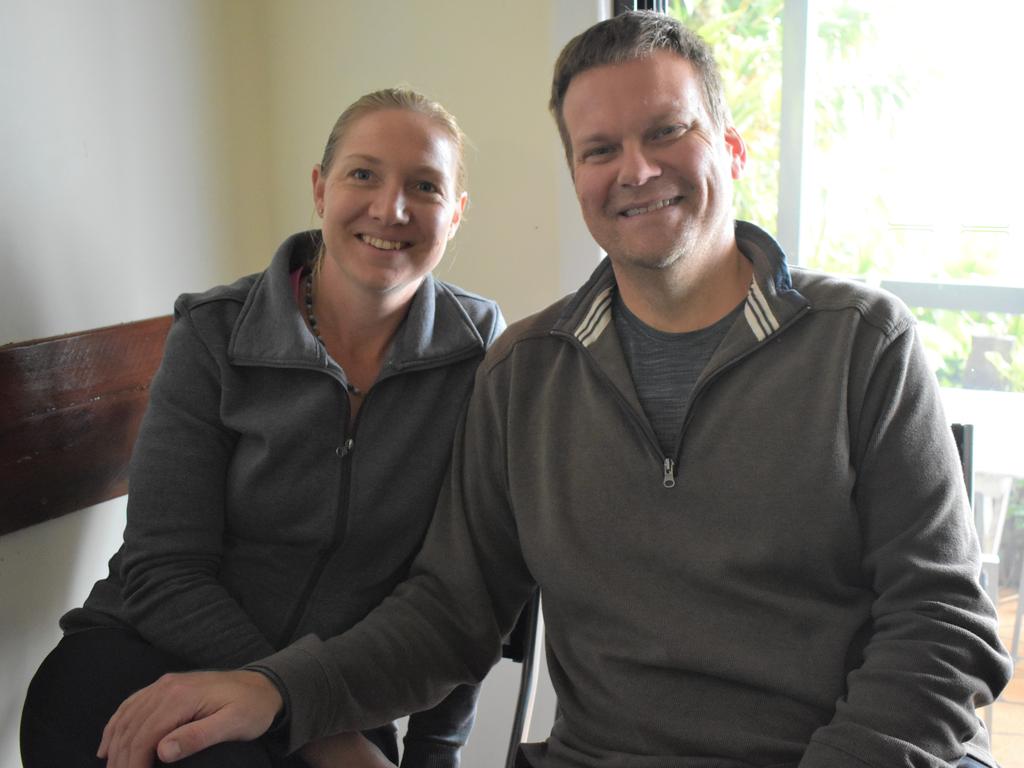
left=799, top=322, right=1012, bottom=767
left=247, top=360, right=536, bottom=753
left=393, top=295, right=500, bottom=768
left=119, top=308, right=276, bottom=668
left=400, top=683, right=480, bottom=768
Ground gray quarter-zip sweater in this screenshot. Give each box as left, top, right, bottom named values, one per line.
left=251, top=222, right=1011, bottom=767
left=62, top=231, right=504, bottom=765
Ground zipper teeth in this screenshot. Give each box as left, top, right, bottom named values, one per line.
left=671, top=304, right=812, bottom=469
left=553, top=302, right=811, bottom=486
left=276, top=388, right=368, bottom=647
left=273, top=347, right=484, bottom=645
left=550, top=329, right=666, bottom=469
left=379, top=347, right=483, bottom=380
left=278, top=549, right=334, bottom=646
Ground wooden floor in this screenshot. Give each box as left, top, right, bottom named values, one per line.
left=988, top=588, right=1023, bottom=767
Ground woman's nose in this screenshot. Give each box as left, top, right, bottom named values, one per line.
left=369, top=183, right=410, bottom=225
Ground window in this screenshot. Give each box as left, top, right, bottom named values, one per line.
left=667, top=0, right=1023, bottom=395
left=668, top=4, right=1024, bottom=736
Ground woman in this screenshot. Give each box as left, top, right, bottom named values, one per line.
left=21, top=88, right=503, bottom=768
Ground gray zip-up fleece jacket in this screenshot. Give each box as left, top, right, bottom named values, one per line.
left=62, top=231, right=504, bottom=765
left=251, top=222, right=1011, bottom=767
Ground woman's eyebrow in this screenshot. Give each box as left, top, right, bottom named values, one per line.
left=341, top=153, right=383, bottom=165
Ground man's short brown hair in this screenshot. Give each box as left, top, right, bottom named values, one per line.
left=549, top=11, right=729, bottom=170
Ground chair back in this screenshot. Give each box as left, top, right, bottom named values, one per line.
left=502, top=589, right=543, bottom=768
left=951, top=422, right=974, bottom=504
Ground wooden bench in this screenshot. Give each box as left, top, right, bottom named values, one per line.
left=0, top=316, right=172, bottom=535
left=0, top=314, right=543, bottom=764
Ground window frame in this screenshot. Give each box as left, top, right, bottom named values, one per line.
left=620, top=1, right=1024, bottom=317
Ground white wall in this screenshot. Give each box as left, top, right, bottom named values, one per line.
left=1, top=3, right=275, bottom=766
left=1, top=1, right=602, bottom=765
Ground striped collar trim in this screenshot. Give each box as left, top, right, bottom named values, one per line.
left=574, top=286, right=614, bottom=347
left=744, top=278, right=780, bottom=341
left=573, top=277, right=781, bottom=346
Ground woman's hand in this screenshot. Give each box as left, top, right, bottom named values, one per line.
left=299, top=731, right=397, bottom=768
left=98, top=669, right=282, bottom=768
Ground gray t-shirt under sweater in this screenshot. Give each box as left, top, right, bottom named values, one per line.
left=613, top=291, right=742, bottom=456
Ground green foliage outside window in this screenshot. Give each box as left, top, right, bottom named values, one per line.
left=668, top=0, right=905, bottom=257
left=669, top=0, right=1024, bottom=393
left=668, top=0, right=786, bottom=233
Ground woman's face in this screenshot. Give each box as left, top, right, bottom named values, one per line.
left=312, top=108, right=466, bottom=303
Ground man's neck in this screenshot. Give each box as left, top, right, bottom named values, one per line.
left=611, top=241, right=752, bottom=334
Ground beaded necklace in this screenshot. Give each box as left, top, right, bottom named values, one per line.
left=304, top=270, right=363, bottom=397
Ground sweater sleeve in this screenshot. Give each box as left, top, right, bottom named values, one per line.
left=247, top=362, right=536, bottom=753
left=799, top=323, right=1012, bottom=767
left=400, top=683, right=480, bottom=768
left=119, top=308, right=276, bottom=668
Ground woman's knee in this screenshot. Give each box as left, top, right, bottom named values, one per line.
left=21, top=629, right=183, bottom=768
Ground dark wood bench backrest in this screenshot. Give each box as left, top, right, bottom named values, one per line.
left=0, top=316, right=172, bottom=535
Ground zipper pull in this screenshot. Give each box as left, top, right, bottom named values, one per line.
left=662, top=458, right=676, bottom=488
left=336, top=438, right=354, bottom=458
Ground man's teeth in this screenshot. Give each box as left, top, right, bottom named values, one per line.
left=622, top=197, right=679, bottom=217
left=361, top=235, right=405, bottom=250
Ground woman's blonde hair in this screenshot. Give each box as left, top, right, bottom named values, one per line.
left=320, top=87, right=468, bottom=195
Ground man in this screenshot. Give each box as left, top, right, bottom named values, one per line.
left=100, top=12, right=1011, bottom=768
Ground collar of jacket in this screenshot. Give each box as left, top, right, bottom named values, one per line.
left=227, top=230, right=487, bottom=370
left=554, top=220, right=811, bottom=347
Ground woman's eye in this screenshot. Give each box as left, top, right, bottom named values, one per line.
left=582, top=146, right=614, bottom=161
left=351, top=169, right=372, bottom=181
left=415, top=181, right=440, bottom=194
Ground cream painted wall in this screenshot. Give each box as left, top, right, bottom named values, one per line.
left=258, top=0, right=569, bottom=322
left=2, top=1, right=603, bottom=766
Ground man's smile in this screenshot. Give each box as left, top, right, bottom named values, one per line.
left=618, top=195, right=684, bottom=218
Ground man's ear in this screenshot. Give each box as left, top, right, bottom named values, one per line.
left=724, top=126, right=747, bottom=180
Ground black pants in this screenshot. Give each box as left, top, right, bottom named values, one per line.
left=21, top=628, right=398, bottom=768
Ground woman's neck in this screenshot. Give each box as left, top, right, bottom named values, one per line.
left=307, top=259, right=418, bottom=393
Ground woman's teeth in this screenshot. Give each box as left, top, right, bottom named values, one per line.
left=361, top=235, right=405, bottom=250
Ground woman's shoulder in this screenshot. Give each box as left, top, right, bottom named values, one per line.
left=165, top=272, right=263, bottom=356
left=173, top=272, right=260, bottom=317
left=434, top=278, right=505, bottom=345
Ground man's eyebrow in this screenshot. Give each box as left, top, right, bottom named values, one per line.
left=573, top=107, right=696, bottom=147
left=649, top=106, right=694, bottom=124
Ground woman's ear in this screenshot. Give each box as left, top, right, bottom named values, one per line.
left=311, top=164, right=325, bottom=216
left=448, top=192, right=469, bottom=240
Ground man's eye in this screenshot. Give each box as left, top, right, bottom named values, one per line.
left=654, top=125, right=683, bottom=139
left=415, top=181, right=439, bottom=194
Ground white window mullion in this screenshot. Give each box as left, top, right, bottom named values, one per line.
left=776, top=0, right=812, bottom=265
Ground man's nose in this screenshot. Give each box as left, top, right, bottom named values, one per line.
left=617, top=143, right=661, bottom=187
left=369, top=183, right=410, bottom=225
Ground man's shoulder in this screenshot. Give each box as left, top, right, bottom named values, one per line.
left=482, top=293, right=575, bottom=372
left=791, top=267, right=914, bottom=340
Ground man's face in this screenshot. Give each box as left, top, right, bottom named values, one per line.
left=562, top=50, right=745, bottom=274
